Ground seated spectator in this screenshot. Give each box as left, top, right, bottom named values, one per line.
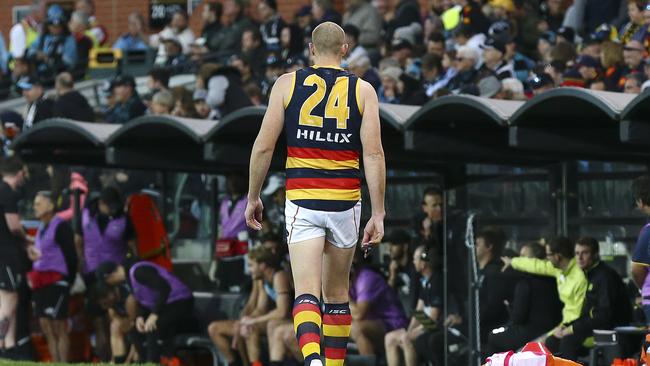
left=385, top=0, right=420, bottom=41
left=52, top=71, right=94, bottom=121
left=620, top=1, right=646, bottom=44
left=486, top=242, right=562, bottom=355
left=384, top=229, right=417, bottom=310
left=96, top=260, right=193, bottom=364
left=243, top=83, right=265, bottom=107
left=500, top=77, right=525, bottom=100
left=624, top=72, right=645, bottom=94
left=204, top=65, right=253, bottom=117
left=349, top=55, right=381, bottom=90
left=390, top=38, right=413, bottom=69
left=150, top=90, right=174, bottom=115
left=113, top=13, right=149, bottom=51
left=280, top=25, right=306, bottom=65
left=193, top=89, right=219, bottom=120
left=201, top=2, right=222, bottom=52
left=623, top=40, right=645, bottom=74
left=342, top=25, right=368, bottom=68
left=538, top=31, right=556, bottom=63
left=147, top=67, right=171, bottom=96
left=241, top=27, right=267, bottom=77
left=575, top=55, right=601, bottom=86
left=68, top=10, right=94, bottom=78
left=27, top=5, right=77, bottom=85
left=11, top=57, right=33, bottom=86
left=150, top=10, right=195, bottom=64
left=105, top=74, right=146, bottom=124
left=502, top=237, right=588, bottom=359
left=426, top=32, right=445, bottom=57
left=547, top=237, right=633, bottom=360
left=343, top=0, right=382, bottom=49
left=258, top=0, right=285, bottom=52
left=481, top=37, right=514, bottom=80
left=378, top=66, right=403, bottom=103
left=18, top=76, right=53, bottom=130
left=75, top=0, right=108, bottom=46
left=529, top=73, right=555, bottom=96
left=386, top=244, right=441, bottom=366
left=589, top=78, right=607, bottom=90
left=478, top=75, right=504, bottom=98
left=208, top=246, right=291, bottom=366
left=160, top=38, right=190, bottom=74
left=230, top=54, right=262, bottom=86
left=210, top=0, right=254, bottom=60
left=350, top=246, right=408, bottom=355
left=447, top=45, right=480, bottom=92
left=311, top=0, right=342, bottom=25
left=171, top=86, right=200, bottom=118
left=600, top=41, right=625, bottom=91
left=28, top=191, right=77, bottom=362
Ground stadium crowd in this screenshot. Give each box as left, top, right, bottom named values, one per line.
left=0, top=0, right=649, bottom=365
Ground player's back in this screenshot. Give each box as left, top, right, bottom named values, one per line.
left=284, top=66, right=364, bottom=212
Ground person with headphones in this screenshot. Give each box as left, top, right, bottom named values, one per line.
left=384, top=243, right=442, bottom=366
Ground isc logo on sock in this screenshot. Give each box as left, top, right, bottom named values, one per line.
left=328, top=309, right=345, bottom=314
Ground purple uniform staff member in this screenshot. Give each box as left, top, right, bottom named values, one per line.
left=96, top=260, right=193, bottom=363
left=28, top=191, right=77, bottom=362
left=631, top=175, right=650, bottom=322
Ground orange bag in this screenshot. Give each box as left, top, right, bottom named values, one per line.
left=127, top=194, right=172, bottom=271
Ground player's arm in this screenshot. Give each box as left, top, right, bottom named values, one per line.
left=359, top=79, right=386, bottom=247
left=245, top=73, right=292, bottom=230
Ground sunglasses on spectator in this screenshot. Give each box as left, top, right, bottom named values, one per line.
left=623, top=46, right=644, bottom=52
left=455, top=57, right=465, bottom=61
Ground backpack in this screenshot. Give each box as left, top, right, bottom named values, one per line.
left=127, top=193, right=172, bottom=271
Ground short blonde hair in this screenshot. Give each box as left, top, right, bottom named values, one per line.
left=312, top=22, right=346, bottom=56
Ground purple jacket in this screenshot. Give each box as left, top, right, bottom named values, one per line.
left=219, top=196, right=248, bottom=239
left=130, top=261, right=192, bottom=311
left=34, top=216, right=68, bottom=275
left=82, top=208, right=128, bottom=273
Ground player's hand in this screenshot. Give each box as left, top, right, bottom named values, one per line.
left=361, top=214, right=385, bottom=257
left=144, top=313, right=158, bottom=332
left=245, top=197, right=264, bottom=231
left=135, top=316, right=146, bottom=333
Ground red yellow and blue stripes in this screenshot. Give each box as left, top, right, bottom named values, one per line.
left=286, top=147, right=361, bottom=211
left=293, top=294, right=322, bottom=364
left=322, top=303, right=352, bottom=366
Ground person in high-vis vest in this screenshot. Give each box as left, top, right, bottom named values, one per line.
left=502, top=237, right=588, bottom=359
left=246, top=22, right=385, bottom=366
left=9, top=0, right=45, bottom=60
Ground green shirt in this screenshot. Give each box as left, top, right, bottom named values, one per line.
left=511, top=257, right=588, bottom=326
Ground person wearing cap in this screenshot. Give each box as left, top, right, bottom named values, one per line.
left=28, top=191, right=76, bottom=362
left=105, top=74, right=147, bottom=124
left=26, top=4, right=78, bottom=84
left=481, top=37, right=515, bottom=80
left=95, top=259, right=193, bottom=363
left=258, top=0, right=286, bottom=52
left=193, top=89, right=219, bottom=120
left=160, top=37, right=191, bottom=74
left=53, top=71, right=94, bottom=122
left=556, top=26, right=575, bottom=44
left=19, top=75, right=53, bottom=130
left=343, top=0, right=382, bottom=49
left=575, top=55, right=601, bottom=84
left=112, top=12, right=149, bottom=51
left=623, top=39, right=645, bottom=74
left=149, top=90, right=175, bottom=115
left=150, top=10, right=195, bottom=64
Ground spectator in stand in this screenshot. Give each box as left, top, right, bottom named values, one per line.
left=478, top=76, right=504, bottom=98
left=342, top=25, right=368, bottom=67
left=538, top=32, right=556, bottom=63
left=547, top=237, right=632, bottom=361
left=18, top=76, right=53, bottom=130
left=96, top=260, right=193, bottom=364
left=502, top=237, right=588, bottom=356
left=349, top=55, right=381, bottom=90
left=311, top=0, right=342, bottom=25
left=258, top=0, right=285, bottom=52
left=201, top=2, right=222, bottom=52
left=481, top=37, right=515, bottom=80
left=146, top=68, right=171, bottom=99
left=447, top=45, right=480, bottom=93
left=385, top=244, right=442, bottom=366
left=231, top=54, right=262, bottom=86
left=589, top=78, right=607, bottom=90
left=601, top=41, right=626, bottom=91
left=390, top=38, right=413, bottom=69
left=209, top=246, right=291, bottom=366
left=241, top=28, right=267, bottom=78
left=113, top=13, right=149, bottom=51
left=171, top=86, right=200, bottom=118
left=545, top=60, right=567, bottom=86
left=623, top=40, right=645, bottom=74
left=210, top=0, right=254, bottom=60
left=624, top=72, right=645, bottom=93
left=343, top=0, right=382, bottom=49
left=75, top=0, right=108, bottom=46
left=539, top=0, right=567, bottom=32
left=280, top=25, right=306, bottom=64
left=501, top=78, right=525, bottom=100
left=68, top=10, right=94, bottom=78
left=149, top=90, right=175, bottom=115
left=620, top=0, right=647, bottom=44
left=244, top=83, right=265, bottom=107
left=193, top=89, right=219, bottom=120
left=421, top=54, right=448, bottom=98
left=52, top=72, right=94, bottom=122
left=384, top=230, right=417, bottom=310
left=486, top=242, right=562, bottom=355
left=379, top=66, right=403, bottom=104
left=386, top=0, right=421, bottom=41
left=426, top=32, right=446, bottom=57
left=160, top=38, right=190, bottom=74
left=350, top=246, right=409, bottom=355
left=204, top=65, right=252, bottom=117
left=150, top=10, right=195, bottom=64
left=575, top=55, right=601, bottom=86
left=105, top=74, right=146, bottom=124
left=9, top=0, right=46, bottom=60
left=28, top=191, right=76, bottom=362
left=27, top=5, right=78, bottom=85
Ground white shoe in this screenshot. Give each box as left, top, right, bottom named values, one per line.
left=309, top=359, right=324, bottom=366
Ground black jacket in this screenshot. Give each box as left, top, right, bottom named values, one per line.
left=479, top=259, right=512, bottom=341
left=25, top=97, right=54, bottom=129
left=53, top=90, right=94, bottom=122
left=210, top=66, right=253, bottom=117
left=509, top=274, right=562, bottom=332
left=571, top=261, right=632, bottom=339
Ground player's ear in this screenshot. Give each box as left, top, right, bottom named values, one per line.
left=309, top=42, right=315, bottom=57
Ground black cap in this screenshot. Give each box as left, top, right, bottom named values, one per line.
left=481, top=37, right=506, bottom=54
left=95, top=261, right=119, bottom=283
left=529, top=73, right=554, bottom=89
left=576, top=55, right=600, bottom=69
left=557, top=26, right=575, bottom=42
left=539, top=31, right=556, bottom=44
left=391, top=38, right=413, bottom=51
left=113, top=74, right=136, bottom=89
left=488, top=20, right=511, bottom=42
left=266, top=53, right=283, bottom=67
